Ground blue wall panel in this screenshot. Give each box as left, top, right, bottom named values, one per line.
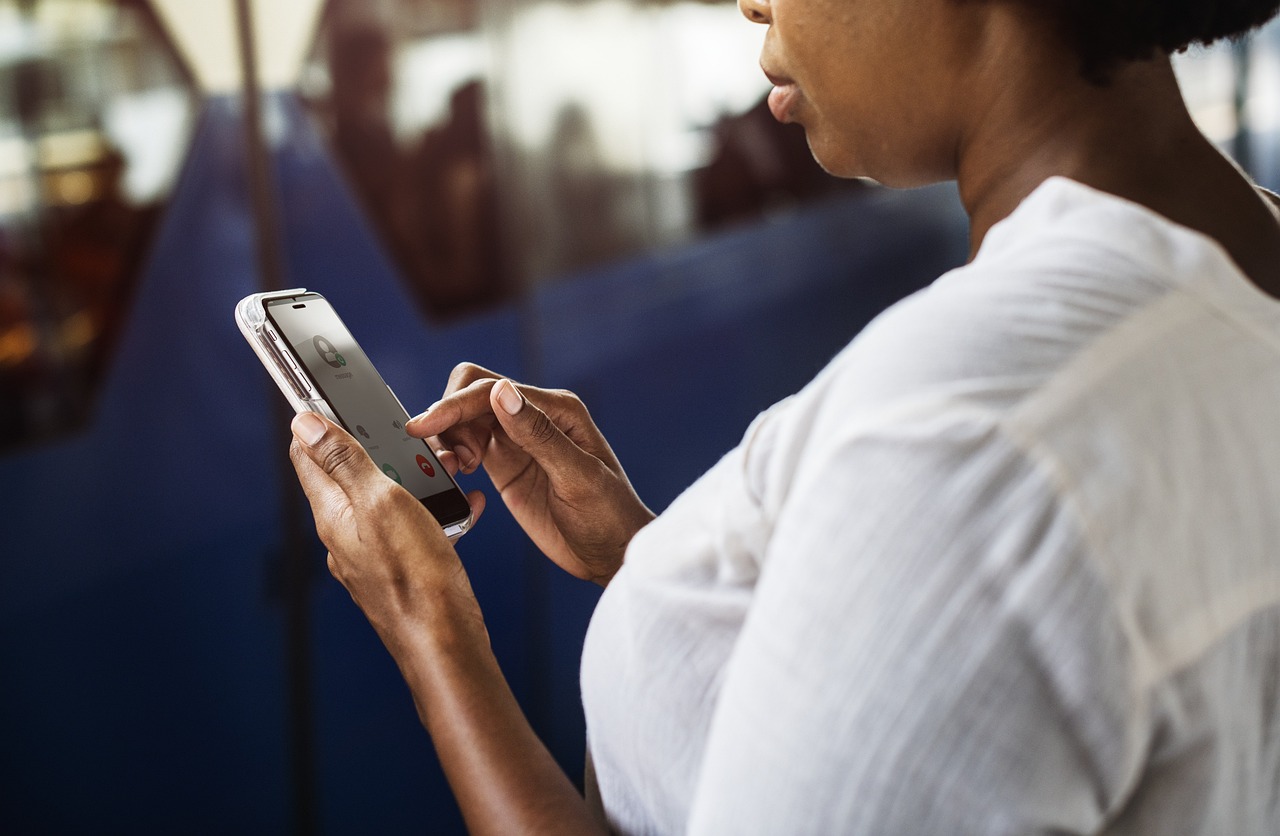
left=0, top=96, right=293, bottom=833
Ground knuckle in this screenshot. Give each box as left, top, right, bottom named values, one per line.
left=550, top=388, right=592, bottom=423
left=464, top=376, right=499, bottom=400
left=552, top=388, right=586, bottom=412
left=364, top=476, right=407, bottom=514
left=355, top=478, right=392, bottom=510
left=526, top=408, right=559, bottom=446
left=317, top=437, right=364, bottom=475
left=374, top=477, right=403, bottom=505
left=314, top=517, right=337, bottom=548
left=449, top=361, right=490, bottom=389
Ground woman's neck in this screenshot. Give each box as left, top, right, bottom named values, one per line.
left=953, top=51, right=1280, bottom=296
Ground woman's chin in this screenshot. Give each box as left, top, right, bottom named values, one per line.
left=804, top=140, right=855, bottom=179
left=805, top=134, right=877, bottom=181
left=809, top=150, right=874, bottom=182
left=814, top=149, right=950, bottom=189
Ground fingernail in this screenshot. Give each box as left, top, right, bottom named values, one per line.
left=495, top=380, right=523, bottom=415
left=454, top=444, right=475, bottom=469
left=292, top=412, right=326, bottom=445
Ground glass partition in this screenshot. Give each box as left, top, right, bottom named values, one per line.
left=302, top=0, right=505, bottom=319
left=0, top=0, right=197, bottom=451
left=302, top=0, right=858, bottom=321
left=305, top=2, right=1280, bottom=324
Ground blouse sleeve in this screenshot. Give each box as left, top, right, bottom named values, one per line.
left=685, top=410, right=1145, bottom=834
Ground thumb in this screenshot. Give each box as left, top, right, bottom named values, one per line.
left=490, top=379, right=588, bottom=477
left=291, top=412, right=381, bottom=500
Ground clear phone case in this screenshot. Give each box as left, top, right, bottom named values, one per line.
left=234, top=289, right=472, bottom=540
left=235, top=288, right=340, bottom=424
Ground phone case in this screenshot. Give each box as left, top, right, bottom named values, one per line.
left=235, top=289, right=473, bottom=540
left=235, top=288, right=341, bottom=424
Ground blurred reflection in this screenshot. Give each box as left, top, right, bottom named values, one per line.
left=308, top=0, right=1280, bottom=307
left=310, top=2, right=507, bottom=319
left=312, top=0, right=842, bottom=297
left=0, top=0, right=195, bottom=451
left=329, top=25, right=399, bottom=245
left=548, top=103, right=627, bottom=272
left=410, top=81, right=504, bottom=312
left=694, top=95, right=856, bottom=231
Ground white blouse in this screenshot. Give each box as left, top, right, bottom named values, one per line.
left=580, top=178, right=1280, bottom=834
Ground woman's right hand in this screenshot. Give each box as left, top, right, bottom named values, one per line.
left=405, top=363, right=654, bottom=586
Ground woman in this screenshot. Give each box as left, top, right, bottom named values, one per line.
left=288, top=0, right=1280, bottom=832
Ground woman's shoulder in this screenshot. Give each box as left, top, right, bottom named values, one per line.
left=813, top=177, right=1235, bottom=421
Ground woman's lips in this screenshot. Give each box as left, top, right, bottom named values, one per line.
left=763, top=69, right=799, bottom=123
left=767, top=83, right=800, bottom=123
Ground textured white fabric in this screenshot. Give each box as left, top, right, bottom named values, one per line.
left=579, top=177, right=1280, bottom=835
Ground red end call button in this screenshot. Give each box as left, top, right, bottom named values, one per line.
left=415, top=454, right=435, bottom=478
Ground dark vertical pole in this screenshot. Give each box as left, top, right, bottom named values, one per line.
left=234, top=0, right=287, bottom=285
left=231, top=1, right=319, bottom=833
left=478, top=0, right=554, bottom=746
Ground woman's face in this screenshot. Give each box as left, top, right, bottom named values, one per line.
left=741, top=0, right=989, bottom=185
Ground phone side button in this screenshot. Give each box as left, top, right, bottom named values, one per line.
left=277, top=353, right=309, bottom=396
left=288, top=359, right=311, bottom=393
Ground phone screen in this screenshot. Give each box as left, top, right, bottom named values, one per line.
left=263, top=294, right=469, bottom=526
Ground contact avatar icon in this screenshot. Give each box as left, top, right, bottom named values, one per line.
left=313, top=335, right=346, bottom=369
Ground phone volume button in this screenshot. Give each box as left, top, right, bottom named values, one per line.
left=286, top=357, right=310, bottom=391
left=277, top=352, right=308, bottom=396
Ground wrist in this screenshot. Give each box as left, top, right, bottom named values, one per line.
left=604, top=504, right=655, bottom=583
left=376, top=585, right=494, bottom=716
left=381, top=580, right=486, bottom=654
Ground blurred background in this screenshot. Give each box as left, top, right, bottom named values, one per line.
left=0, top=0, right=1276, bottom=831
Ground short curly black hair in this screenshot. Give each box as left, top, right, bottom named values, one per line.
left=1030, top=0, right=1280, bottom=82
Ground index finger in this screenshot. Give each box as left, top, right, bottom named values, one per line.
left=405, top=376, right=502, bottom=438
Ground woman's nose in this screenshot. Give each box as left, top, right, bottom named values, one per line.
left=738, top=0, right=771, bottom=25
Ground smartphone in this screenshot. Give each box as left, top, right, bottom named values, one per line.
left=236, top=288, right=473, bottom=539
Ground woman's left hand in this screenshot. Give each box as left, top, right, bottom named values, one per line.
left=288, top=410, right=606, bottom=835
left=287, top=411, right=488, bottom=648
